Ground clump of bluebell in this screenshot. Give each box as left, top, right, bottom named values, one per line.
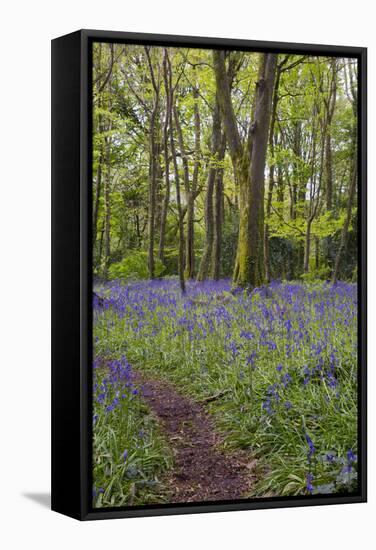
left=92, top=354, right=171, bottom=507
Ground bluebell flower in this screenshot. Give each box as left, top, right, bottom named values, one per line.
left=92, top=486, right=104, bottom=498
left=347, top=449, right=357, bottom=463
left=240, top=330, right=253, bottom=340
left=305, top=434, right=315, bottom=458
left=281, top=373, right=292, bottom=387
left=262, top=399, right=274, bottom=415
left=284, top=319, right=292, bottom=332
left=97, top=392, right=106, bottom=403
left=246, top=352, right=257, bottom=369
left=306, top=473, right=314, bottom=493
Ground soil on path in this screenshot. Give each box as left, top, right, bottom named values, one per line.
left=132, top=370, right=256, bottom=504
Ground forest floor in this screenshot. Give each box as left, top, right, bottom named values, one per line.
left=93, top=279, right=358, bottom=506
left=131, top=369, right=256, bottom=503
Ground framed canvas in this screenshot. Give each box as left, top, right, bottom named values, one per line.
left=51, top=29, right=367, bottom=520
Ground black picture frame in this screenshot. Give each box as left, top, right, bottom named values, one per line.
left=51, top=29, right=367, bottom=521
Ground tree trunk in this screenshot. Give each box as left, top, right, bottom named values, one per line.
left=213, top=51, right=277, bottom=288
left=148, top=110, right=158, bottom=279
left=332, top=162, right=357, bottom=283
left=324, top=60, right=337, bottom=273
left=325, top=132, right=333, bottom=212
left=145, top=48, right=161, bottom=280
left=93, top=43, right=104, bottom=256
left=212, top=51, right=248, bottom=286
left=196, top=172, right=215, bottom=281
left=93, top=144, right=103, bottom=255
left=98, top=223, right=105, bottom=269
left=264, top=164, right=273, bottom=283
left=197, top=100, right=222, bottom=280
left=135, top=213, right=142, bottom=247
left=304, top=217, right=312, bottom=273
left=93, top=117, right=104, bottom=252
left=264, top=63, right=281, bottom=282
left=238, top=54, right=278, bottom=288
left=211, top=139, right=225, bottom=280
left=102, top=136, right=111, bottom=279
left=166, top=53, right=185, bottom=293
left=186, top=83, right=201, bottom=279
left=154, top=140, right=163, bottom=241
left=185, top=198, right=194, bottom=278
left=315, top=236, right=320, bottom=270
left=173, top=100, right=199, bottom=280
left=324, top=130, right=334, bottom=273
left=158, top=49, right=171, bottom=265
left=170, top=125, right=186, bottom=294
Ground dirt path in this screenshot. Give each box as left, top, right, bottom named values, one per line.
left=132, top=370, right=256, bottom=504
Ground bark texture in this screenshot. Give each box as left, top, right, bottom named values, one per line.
left=213, top=51, right=277, bottom=288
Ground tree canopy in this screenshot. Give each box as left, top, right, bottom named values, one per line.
left=92, top=44, right=358, bottom=288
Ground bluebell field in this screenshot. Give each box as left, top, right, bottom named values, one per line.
left=92, top=279, right=358, bottom=507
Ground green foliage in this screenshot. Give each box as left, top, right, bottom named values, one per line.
left=301, top=267, right=331, bottom=282
left=108, top=251, right=165, bottom=280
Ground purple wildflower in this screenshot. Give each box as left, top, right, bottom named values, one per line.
left=306, top=473, right=314, bottom=493
left=305, top=434, right=315, bottom=458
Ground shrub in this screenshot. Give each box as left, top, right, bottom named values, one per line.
left=108, top=251, right=165, bottom=280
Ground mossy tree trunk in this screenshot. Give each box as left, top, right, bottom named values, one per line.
left=247, top=54, right=278, bottom=287
left=213, top=51, right=277, bottom=289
